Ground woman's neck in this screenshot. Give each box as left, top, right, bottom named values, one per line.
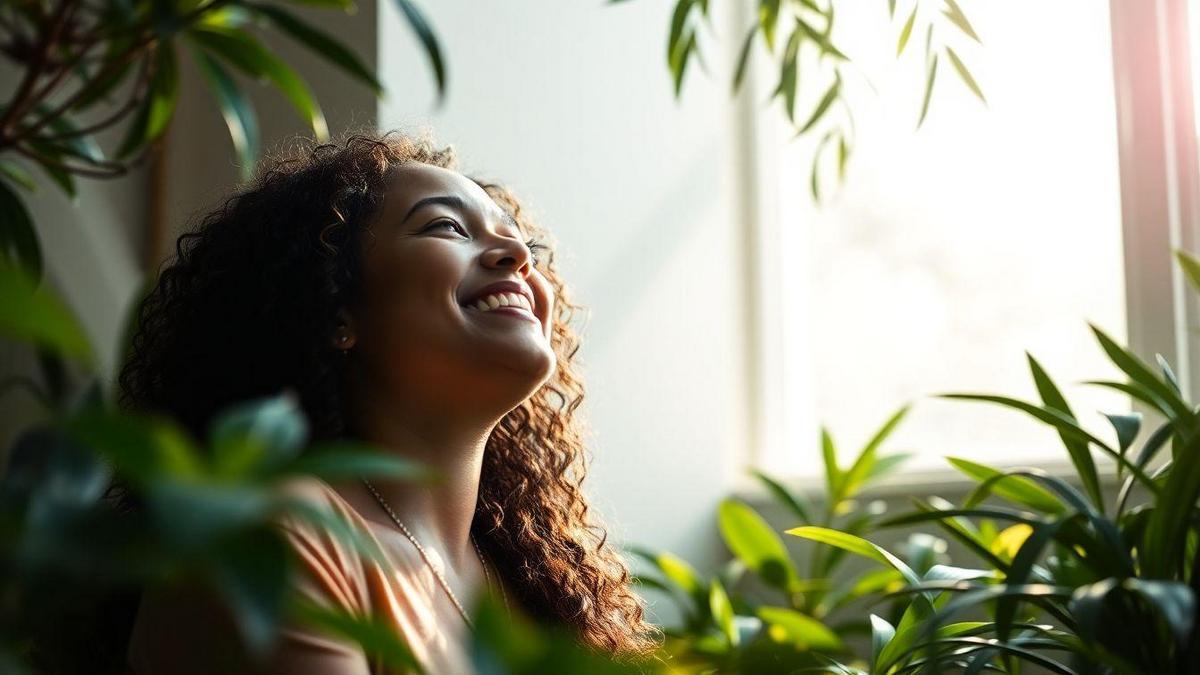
left=333, top=395, right=499, bottom=572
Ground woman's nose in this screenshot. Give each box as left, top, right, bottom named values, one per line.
left=483, top=237, right=533, bottom=273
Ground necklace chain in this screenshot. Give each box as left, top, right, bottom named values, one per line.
left=360, top=477, right=510, bottom=628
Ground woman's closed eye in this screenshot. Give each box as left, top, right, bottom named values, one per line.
left=424, top=219, right=468, bottom=236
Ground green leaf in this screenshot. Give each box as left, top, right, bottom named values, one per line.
left=1026, top=353, right=1103, bottom=511
left=669, top=29, right=698, bottom=98
left=284, top=442, right=437, bottom=482
left=821, top=427, right=842, bottom=499
left=944, top=46, right=985, bottom=104
left=1175, top=249, right=1200, bottom=294
left=749, top=469, right=812, bottom=524
left=897, top=5, right=917, bottom=56
left=759, top=606, right=843, bottom=651
left=209, top=393, right=308, bottom=478
left=0, top=177, right=41, bottom=281
left=1090, top=322, right=1193, bottom=422
left=840, top=404, right=910, bottom=500
left=758, top=0, right=781, bottom=51
left=709, top=579, right=738, bottom=646
left=210, top=527, right=290, bottom=655
left=718, top=499, right=800, bottom=592
left=732, top=24, right=757, bottom=95
left=62, top=409, right=204, bottom=485
left=917, top=52, right=938, bottom=128
left=869, top=614, right=895, bottom=671
left=1101, top=411, right=1142, bottom=456
left=942, top=0, right=981, bottom=43
left=289, top=598, right=423, bottom=672
left=795, top=17, right=848, bottom=61
left=389, top=0, right=446, bottom=103
left=190, top=27, right=328, bottom=140
left=1071, top=577, right=1195, bottom=648
left=798, top=76, right=840, bottom=135
left=145, top=43, right=179, bottom=141
left=786, top=526, right=926, bottom=594
left=191, top=46, right=260, bottom=181
left=0, top=261, right=92, bottom=362
left=946, top=457, right=1064, bottom=514
left=247, top=3, right=383, bottom=95
left=1143, top=428, right=1200, bottom=577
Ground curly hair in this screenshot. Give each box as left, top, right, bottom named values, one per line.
left=114, top=129, right=662, bottom=658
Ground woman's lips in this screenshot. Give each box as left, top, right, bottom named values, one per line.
left=463, top=304, right=540, bottom=325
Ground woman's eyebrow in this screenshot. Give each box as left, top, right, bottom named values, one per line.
left=401, top=194, right=523, bottom=234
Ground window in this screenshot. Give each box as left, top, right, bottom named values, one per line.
left=751, top=0, right=1200, bottom=479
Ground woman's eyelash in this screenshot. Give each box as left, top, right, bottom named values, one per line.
left=525, top=238, right=549, bottom=264
left=426, top=219, right=466, bottom=235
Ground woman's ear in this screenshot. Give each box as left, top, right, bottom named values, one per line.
left=332, top=308, right=357, bottom=351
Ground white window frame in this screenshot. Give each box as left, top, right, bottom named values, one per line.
left=740, top=0, right=1200, bottom=486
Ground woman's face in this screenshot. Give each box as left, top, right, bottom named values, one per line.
left=342, top=163, right=557, bottom=416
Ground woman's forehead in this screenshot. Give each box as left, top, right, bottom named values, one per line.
left=383, top=163, right=518, bottom=232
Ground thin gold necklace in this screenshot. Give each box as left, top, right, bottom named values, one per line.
left=360, top=477, right=510, bottom=628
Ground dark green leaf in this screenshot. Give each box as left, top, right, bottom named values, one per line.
left=0, top=177, right=41, bottom=280
left=732, top=24, right=757, bottom=95
left=247, top=3, right=383, bottom=95
left=191, top=46, right=260, bottom=181
left=190, top=27, right=328, bottom=139
left=797, top=76, right=840, bottom=135
left=1026, top=353, right=1103, bottom=511
left=0, top=260, right=91, bottom=362
left=389, top=0, right=446, bottom=103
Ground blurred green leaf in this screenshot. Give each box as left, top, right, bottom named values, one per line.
left=209, top=527, right=290, bottom=655
left=0, top=177, right=41, bottom=281
left=718, top=499, right=800, bottom=592
left=0, top=261, right=91, bottom=363
left=749, top=469, right=812, bottom=525
left=945, top=46, right=985, bottom=104
left=759, top=606, right=843, bottom=651
left=897, top=5, right=917, bottom=56
left=869, top=614, right=895, bottom=671
left=917, top=52, right=938, bottom=128
left=210, top=393, right=308, bottom=479
left=942, top=0, right=981, bottom=43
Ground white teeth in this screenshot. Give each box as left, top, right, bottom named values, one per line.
left=468, top=292, right=534, bottom=313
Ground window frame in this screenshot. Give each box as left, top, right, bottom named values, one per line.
left=741, top=0, right=1200, bottom=487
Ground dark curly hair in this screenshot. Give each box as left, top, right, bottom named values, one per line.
left=114, top=129, right=662, bottom=657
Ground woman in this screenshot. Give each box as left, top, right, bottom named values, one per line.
left=116, top=130, right=661, bottom=673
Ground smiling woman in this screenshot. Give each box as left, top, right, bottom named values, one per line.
left=110, top=131, right=662, bottom=673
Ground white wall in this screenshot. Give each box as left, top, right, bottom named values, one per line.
left=378, top=0, right=757, bottom=591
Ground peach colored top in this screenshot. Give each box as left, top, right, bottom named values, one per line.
left=125, top=476, right=482, bottom=675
